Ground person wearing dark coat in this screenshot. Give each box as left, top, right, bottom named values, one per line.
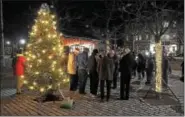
left=76, top=48, right=89, bottom=94
left=162, top=56, right=171, bottom=88
left=137, top=53, right=146, bottom=79
left=132, top=52, right=137, bottom=78
left=88, top=49, right=99, bottom=96
left=119, top=48, right=134, bottom=100
left=112, top=53, right=119, bottom=89
left=180, top=61, right=184, bottom=82
left=145, top=56, right=154, bottom=85
left=12, top=54, right=17, bottom=76
left=98, top=51, right=114, bottom=102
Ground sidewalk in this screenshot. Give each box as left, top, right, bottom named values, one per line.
left=0, top=70, right=184, bottom=116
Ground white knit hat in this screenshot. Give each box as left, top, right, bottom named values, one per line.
left=120, top=48, right=131, bottom=58
left=124, top=48, right=131, bottom=55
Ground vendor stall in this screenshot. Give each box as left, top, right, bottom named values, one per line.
left=61, top=36, right=97, bottom=56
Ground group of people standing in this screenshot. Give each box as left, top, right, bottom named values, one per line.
left=67, top=46, right=178, bottom=102
left=67, top=47, right=136, bottom=102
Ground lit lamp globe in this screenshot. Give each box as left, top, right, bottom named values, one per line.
left=20, top=39, right=26, bottom=45
left=6, top=41, right=11, bottom=45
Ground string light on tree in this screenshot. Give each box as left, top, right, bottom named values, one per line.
left=29, top=86, right=34, bottom=90
left=155, top=40, right=162, bottom=93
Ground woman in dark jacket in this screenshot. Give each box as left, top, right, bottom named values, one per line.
left=88, top=49, right=99, bottom=96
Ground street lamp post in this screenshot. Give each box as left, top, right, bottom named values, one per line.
left=0, top=0, right=5, bottom=67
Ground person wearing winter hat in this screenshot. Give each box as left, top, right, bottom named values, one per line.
left=119, top=48, right=134, bottom=100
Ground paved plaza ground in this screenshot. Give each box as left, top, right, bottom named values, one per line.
left=0, top=67, right=184, bottom=116
left=0, top=58, right=184, bottom=116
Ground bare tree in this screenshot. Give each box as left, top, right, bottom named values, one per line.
left=116, top=0, right=183, bottom=93
left=51, top=0, right=83, bottom=33
left=174, top=17, right=184, bottom=54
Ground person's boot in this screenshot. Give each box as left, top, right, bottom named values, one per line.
left=180, top=77, right=184, bottom=82
left=125, top=97, right=129, bottom=100
left=100, top=99, right=104, bottom=103
left=145, top=81, right=151, bottom=85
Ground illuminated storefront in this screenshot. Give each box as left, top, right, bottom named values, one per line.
left=61, top=36, right=98, bottom=56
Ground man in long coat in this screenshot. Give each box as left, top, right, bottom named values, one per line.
left=98, top=51, right=114, bottom=102
left=119, top=48, right=134, bottom=100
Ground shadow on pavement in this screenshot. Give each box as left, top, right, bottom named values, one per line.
left=137, top=90, right=179, bottom=106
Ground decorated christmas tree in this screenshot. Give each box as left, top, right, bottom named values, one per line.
left=24, top=4, right=69, bottom=94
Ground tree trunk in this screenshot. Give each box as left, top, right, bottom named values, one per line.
left=106, top=40, right=110, bottom=53
left=155, top=39, right=162, bottom=93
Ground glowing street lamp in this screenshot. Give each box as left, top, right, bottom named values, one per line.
left=6, top=41, right=11, bottom=45
left=19, top=39, right=26, bottom=45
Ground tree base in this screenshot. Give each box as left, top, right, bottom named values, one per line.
left=34, top=89, right=64, bottom=103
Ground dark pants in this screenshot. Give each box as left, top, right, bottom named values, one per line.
left=78, top=69, right=88, bottom=94
left=138, top=70, right=145, bottom=79
left=133, top=70, right=136, bottom=77
left=162, top=73, right=168, bottom=87
left=112, top=71, right=118, bottom=89
left=146, top=71, right=153, bottom=83
left=182, top=67, right=184, bottom=77
left=69, top=74, right=78, bottom=91
left=100, top=80, right=111, bottom=101
left=90, top=71, right=99, bottom=95
left=120, top=74, right=131, bottom=99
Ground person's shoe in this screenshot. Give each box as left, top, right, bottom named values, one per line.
left=100, top=99, right=104, bottom=103
left=180, top=77, right=184, bottom=82
left=145, top=82, right=151, bottom=85
left=90, top=94, right=96, bottom=98
left=16, top=92, right=21, bottom=95
left=79, top=92, right=86, bottom=95
left=112, top=87, right=116, bottom=89
left=125, top=97, right=129, bottom=100
left=117, top=98, right=124, bottom=100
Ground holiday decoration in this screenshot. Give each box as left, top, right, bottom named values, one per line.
left=24, top=3, right=69, bottom=98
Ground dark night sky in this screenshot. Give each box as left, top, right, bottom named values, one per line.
left=3, top=0, right=49, bottom=41
left=3, top=0, right=106, bottom=42
left=2, top=0, right=184, bottom=42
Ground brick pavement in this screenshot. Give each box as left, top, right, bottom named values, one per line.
left=0, top=70, right=184, bottom=116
